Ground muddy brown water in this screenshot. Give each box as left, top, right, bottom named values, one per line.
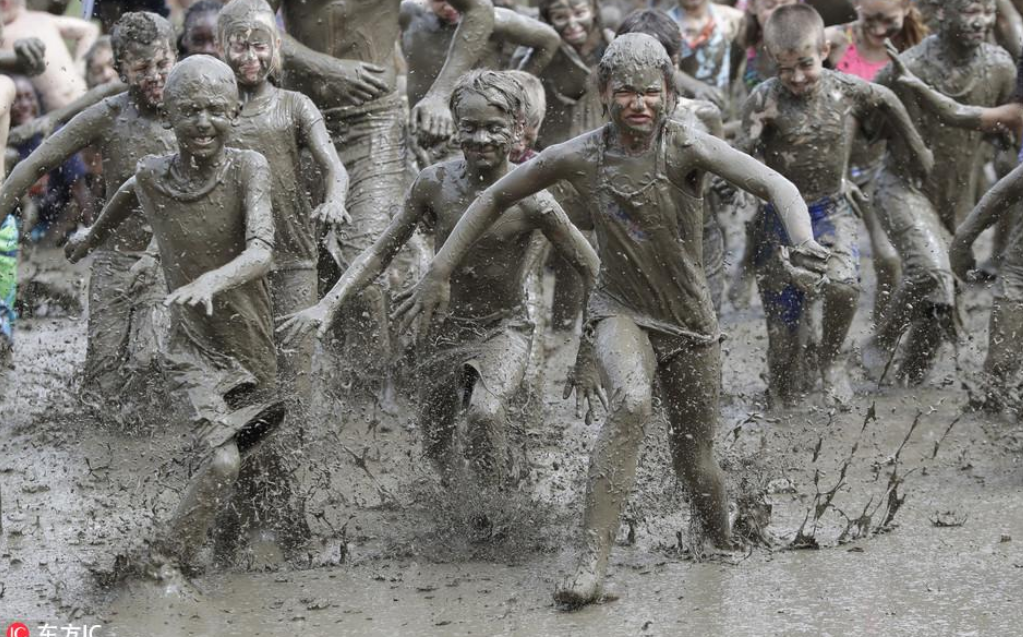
left=2, top=232, right=1022, bottom=636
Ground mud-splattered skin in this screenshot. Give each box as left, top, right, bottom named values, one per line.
left=875, top=5, right=1015, bottom=231
left=400, top=2, right=560, bottom=107
left=0, top=39, right=176, bottom=250
left=398, top=35, right=827, bottom=608
left=740, top=69, right=928, bottom=202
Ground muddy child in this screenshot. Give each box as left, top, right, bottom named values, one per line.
left=279, top=70, right=598, bottom=489
left=397, top=34, right=829, bottom=607
left=865, top=0, right=1016, bottom=384
left=739, top=4, right=931, bottom=406
left=0, top=12, right=177, bottom=403
left=68, top=55, right=284, bottom=576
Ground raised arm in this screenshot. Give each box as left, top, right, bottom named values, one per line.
left=278, top=174, right=431, bottom=341
left=296, top=96, right=350, bottom=226
left=0, top=102, right=103, bottom=225
left=65, top=176, right=138, bottom=263
left=950, top=164, right=1023, bottom=280
left=885, top=41, right=1023, bottom=135
left=410, top=0, right=495, bottom=138
left=498, top=8, right=561, bottom=76
left=53, top=14, right=101, bottom=62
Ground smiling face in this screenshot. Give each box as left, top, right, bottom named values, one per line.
left=430, top=0, right=461, bottom=24
left=223, top=24, right=277, bottom=86
left=855, top=0, right=907, bottom=48
left=86, top=44, right=117, bottom=89
left=603, top=65, right=669, bottom=137
left=11, top=77, right=38, bottom=126
left=941, top=0, right=996, bottom=49
left=119, top=39, right=176, bottom=109
left=454, top=92, right=519, bottom=171
left=546, top=0, right=595, bottom=48
left=164, top=72, right=238, bottom=161
left=768, top=35, right=828, bottom=97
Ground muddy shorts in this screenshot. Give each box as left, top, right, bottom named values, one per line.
left=0, top=216, right=18, bottom=353
left=754, top=194, right=860, bottom=328
left=874, top=169, right=955, bottom=307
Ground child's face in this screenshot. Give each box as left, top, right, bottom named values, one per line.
left=754, top=0, right=798, bottom=30
left=769, top=37, right=827, bottom=97
left=183, top=11, right=220, bottom=58
left=942, top=0, right=996, bottom=49
left=86, top=45, right=117, bottom=89
left=120, top=41, right=176, bottom=109
left=223, top=26, right=276, bottom=87
left=166, top=82, right=238, bottom=160
left=511, top=122, right=539, bottom=159
left=430, top=0, right=461, bottom=24
left=547, top=0, right=595, bottom=48
left=455, top=93, right=519, bottom=170
left=604, top=66, right=668, bottom=137
left=11, top=77, right=38, bottom=126
left=856, top=0, right=907, bottom=48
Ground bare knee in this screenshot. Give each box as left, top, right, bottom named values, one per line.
left=613, top=389, right=653, bottom=428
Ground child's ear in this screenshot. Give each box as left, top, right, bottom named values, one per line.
left=821, top=40, right=832, bottom=59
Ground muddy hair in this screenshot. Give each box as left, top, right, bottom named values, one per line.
left=449, top=70, right=526, bottom=126
left=111, top=11, right=175, bottom=68
left=615, top=9, right=683, bottom=62
left=85, top=36, right=112, bottom=67
left=596, top=32, right=676, bottom=96
left=164, top=54, right=238, bottom=107
left=217, top=0, right=283, bottom=79
left=503, top=70, right=546, bottom=130
left=763, top=4, right=826, bottom=52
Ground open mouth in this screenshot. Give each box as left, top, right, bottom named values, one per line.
left=563, top=26, right=586, bottom=41
left=191, top=135, right=216, bottom=148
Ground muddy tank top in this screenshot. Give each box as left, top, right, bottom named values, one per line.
left=588, top=120, right=718, bottom=341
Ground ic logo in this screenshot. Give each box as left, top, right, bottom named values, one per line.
left=5, top=623, right=29, bottom=637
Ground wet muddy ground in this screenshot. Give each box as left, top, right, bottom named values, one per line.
left=2, top=229, right=1022, bottom=636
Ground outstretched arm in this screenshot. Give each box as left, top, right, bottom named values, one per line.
left=297, top=96, right=350, bottom=226
left=500, top=8, right=561, bottom=75
left=8, top=81, right=126, bottom=146
left=410, top=0, right=495, bottom=138
left=886, top=41, right=1023, bottom=135
left=950, top=164, right=1023, bottom=280
left=532, top=191, right=599, bottom=288
left=864, top=82, right=933, bottom=181
left=278, top=176, right=429, bottom=341
left=166, top=157, right=276, bottom=315
left=0, top=103, right=103, bottom=225
left=65, top=177, right=138, bottom=263
left=396, top=143, right=574, bottom=333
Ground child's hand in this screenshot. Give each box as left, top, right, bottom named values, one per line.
left=313, top=199, right=351, bottom=227
left=13, top=38, right=46, bottom=77
left=276, top=303, right=333, bottom=344
left=563, top=338, right=607, bottom=425
left=948, top=236, right=978, bottom=282
left=783, top=239, right=831, bottom=292
left=885, top=40, right=925, bottom=88
left=410, top=94, right=455, bottom=143
left=64, top=229, right=89, bottom=263
left=165, top=276, right=217, bottom=316
left=128, top=254, right=159, bottom=294
left=394, top=268, right=451, bottom=340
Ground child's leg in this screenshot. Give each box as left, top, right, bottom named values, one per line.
left=418, top=370, right=464, bottom=484
left=728, top=216, right=759, bottom=310
left=81, top=250, right=136, bottom=396
left=817, top=204, right=861, bottom=402
left=658, top=340, right=730, bottom=548
left=270, top=267, right=318, bottom=407
left=757, top=275, right=804, bottom=406
left=165, top=440, right=242, bottom=568
left=860, top=199, right=902, bottom=321
left=555, top=316, right=656, bottom=607
left=983, top=297, right=1023, bottom=404
left=463, top=327, right=531, bottom=487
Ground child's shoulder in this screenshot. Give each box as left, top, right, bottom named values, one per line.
left=744, top=77, right=782, bottom=108
left=227, top=147, right=271, bottom=173
left=978, top=41, right=1016, bottom=72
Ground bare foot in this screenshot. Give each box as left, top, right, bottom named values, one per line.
left=821, top=365, right=853, bottom=408
left=553, top=547, right=606, bottom=609
left=860, top=338, right=889, bottom=382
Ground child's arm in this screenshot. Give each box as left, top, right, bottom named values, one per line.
left=0, top=38, right=46, bottom=76
left=531, top=190, right=599, bottom=289
left=950, top=163, right=1023, bottom=280
left=277, top=172, right=431, bottom=342
left=395, top=141, right=575, bottom=334
left=691, top=132, right=828, bottom=267
left=296, top=95, right=350, bottom=226
left=165, top=155, right=276, bottom=316
left=410, top=0, right=495, bottom=139
left=500, top=8, right=562, bottom=75
left=65, top=176, right=138, bottom=263
left=886, top=41, right=1023, bottom=135
left=52, top=14, right=101, bottom=63
left=9, top=81, right=126, bottom=146
left=0, top=101, right=104, bottom=225
left=860, top=80, right=934, bottom=181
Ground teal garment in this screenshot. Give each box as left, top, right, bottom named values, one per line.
left=0, top=215, right=17, bottom=347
